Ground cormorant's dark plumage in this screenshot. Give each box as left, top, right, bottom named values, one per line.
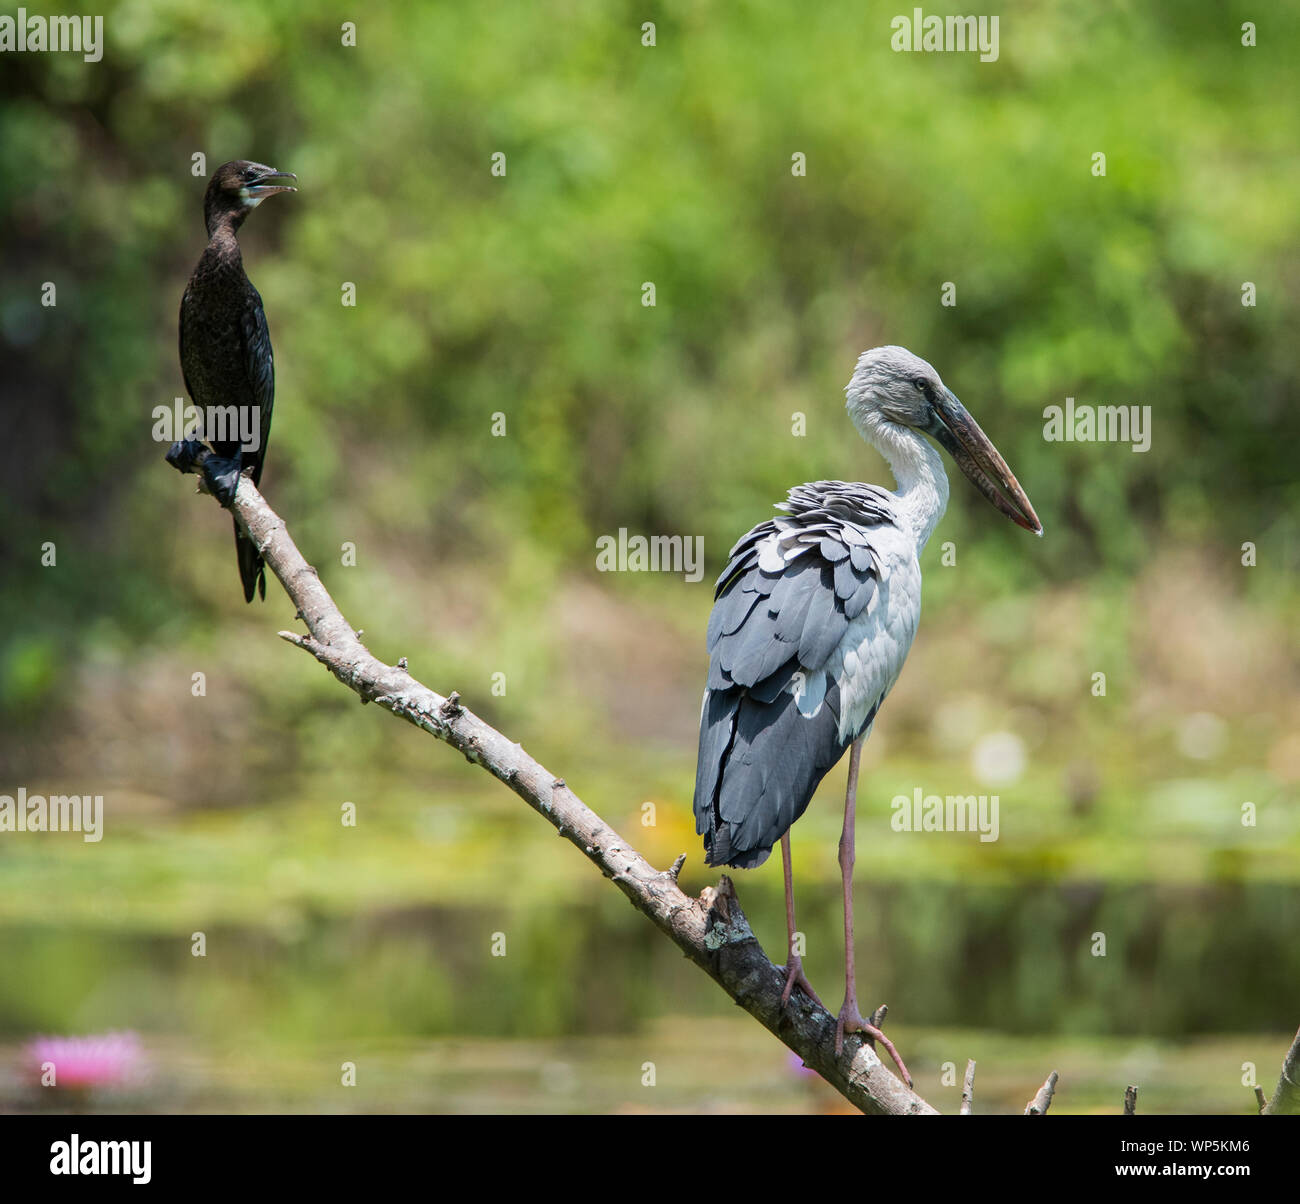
left=179, top=159, right=295, bottom=601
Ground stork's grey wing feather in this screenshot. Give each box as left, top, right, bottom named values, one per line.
left=693, top=484, right=894, bottom=868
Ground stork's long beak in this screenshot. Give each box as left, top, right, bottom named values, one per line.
left=927, top=389, right=1043, bottom=535
left=245, top=169, right=297, bottom=199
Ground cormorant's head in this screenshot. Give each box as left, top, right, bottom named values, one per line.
left=204, top=160, right=297, bottom=235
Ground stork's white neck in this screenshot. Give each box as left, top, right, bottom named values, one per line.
left=854, top=409, right=949, bottom=549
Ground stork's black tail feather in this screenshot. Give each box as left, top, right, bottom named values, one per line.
left=694, top=682, right=851, bottom=870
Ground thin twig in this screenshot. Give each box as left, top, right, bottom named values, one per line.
left=1123, top=1084, right=1137, bottom=1116
left=167, top=450, right=937, bottom=1117
left=961, top=1059, right=976, bottom=1115
left=1024, top=1071, right=1058, bottom=1115
left=1263, top=1027, right=1300, bottom=1115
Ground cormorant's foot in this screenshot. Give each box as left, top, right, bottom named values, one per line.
left=200, top=455, right=242, bottom=508
left=835, top=998, right=912, bottom=1087
left=780, top=955, right=824, bottom=1010
left=165, top=438, right=208, bottom=475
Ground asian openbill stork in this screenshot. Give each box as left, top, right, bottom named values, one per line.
left=693, top=346, right=1041, bottom=1082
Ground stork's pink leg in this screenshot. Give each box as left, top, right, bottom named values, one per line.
left=779, top=831, right=824, bottom=1008
left=834, top=737, right=912, bottom=1086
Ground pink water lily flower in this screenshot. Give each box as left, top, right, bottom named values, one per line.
left=26, top=1032, right=143, bottom=1089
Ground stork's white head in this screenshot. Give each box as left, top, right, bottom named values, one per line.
left=846, top=345, right=946, bottom=431
left=845, top=345, right=1043, bottom=535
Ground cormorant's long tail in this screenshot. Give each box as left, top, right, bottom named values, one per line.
left=234, top=520, right=265, bottom=602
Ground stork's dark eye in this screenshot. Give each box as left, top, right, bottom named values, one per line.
left=913, top=376, right=929, bottom=393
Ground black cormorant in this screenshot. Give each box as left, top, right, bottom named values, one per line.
left=178, top=159, right=296, bottom=601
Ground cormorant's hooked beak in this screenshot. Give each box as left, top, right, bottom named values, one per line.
left=242, top=169, right=297, bottom=201
left=926, top=388, right=1043, bottom=535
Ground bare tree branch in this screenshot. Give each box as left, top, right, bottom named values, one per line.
left=1263, top=1027, right=1300, bottom=1116
left=960, top=1059, right=975, bottom=1115
left=1123, top=1084, right=1137, bottom=1116
left=167, top=450, right=937, bottom=1116
left=1024, top=1071, right=1058, bottom=1116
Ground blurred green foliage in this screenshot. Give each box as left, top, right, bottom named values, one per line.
left=2, top=0, right=1297, bottom=709
left=0, top=1, right=1297, bottom=1103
